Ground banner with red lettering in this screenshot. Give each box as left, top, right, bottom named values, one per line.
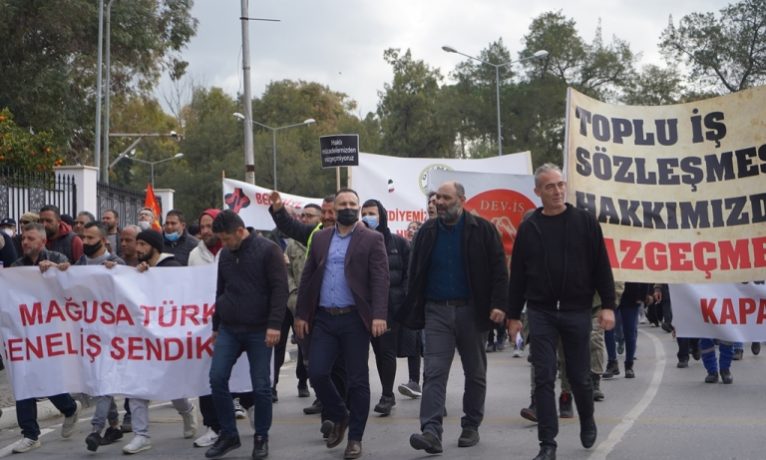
left=0, top=265, right=255, bottom=401
left=352, top=152, right=533, bottom=238
left=427, top=170, right=540, bottom=257
left=565, top=87, right=766, bottom=283
left=670, top=283, right=766, bottom=341
left=222, top=178, right=322, bottom=230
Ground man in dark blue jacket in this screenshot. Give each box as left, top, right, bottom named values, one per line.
left=206, top=210, right=288, bottom=460
left=508, top=163, right=616, bottom=460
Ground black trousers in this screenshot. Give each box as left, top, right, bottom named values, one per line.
left=371, top=328, right=397, bottom=397
left=528, top=307, right=593, bottom=448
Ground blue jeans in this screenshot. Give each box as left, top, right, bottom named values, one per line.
left=209, top=326, right=273, bottom=439
left=606, top=304, right=640, bottom=365
left=308, top=309, right=371, bottom=442
left=16, top=394, right=77, bottom=440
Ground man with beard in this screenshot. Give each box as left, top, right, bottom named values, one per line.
left=121, top=229, right=198, bottom=454
left=74, top=211, right=96, bottom=239
left=9, top=223, right=81, bottom=453
left=399, top=181, right=508, bottom=455
left=120, top=225, right=142, bottom=267
left=162, top=210, right=199, bottom=266
left=56, top=222, right=126, bottom=451
left=294, top=188, right=389, bottom=460
left=39, top=204, right=83, bottom=263
left=101, top=209, right=121, bottom=256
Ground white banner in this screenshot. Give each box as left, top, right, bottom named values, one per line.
left=352, top=152, right=533, bottom=236
left=669, top=283, right=766, bottom=341
left=0, top=265, right=254, bottom=401
left=223, top=178, right=322, bottom=231
left=428, top=170, right=540, bottom=256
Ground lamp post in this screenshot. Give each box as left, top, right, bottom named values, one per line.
left=442, top=46, right=548, bottom=156
left=233, top=113, right=315, bottom=189
left=113, top=151, right=184, bottom=189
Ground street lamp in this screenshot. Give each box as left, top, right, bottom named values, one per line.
left=442, top=46, right=548, bottom=156
left=112, top=151, right=184, bottom=188
left=233, top=112, right=316, bottom=189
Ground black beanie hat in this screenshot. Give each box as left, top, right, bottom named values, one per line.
left=136, top=229, right=164, bottom=253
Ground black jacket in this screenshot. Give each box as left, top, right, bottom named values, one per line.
left=0, top=232, right=17, bottom=267
left=214, top=233, right=288, bottom=333
left=269, top=205, right=322, bottom=248
left=508, top=204, right=616, bottom=319
left=164, top=232, right=199, bottom=266
left=397, top=211, right=508, bottom=332
left=364, top=199, right=410, bottom=323
left=12, top=248, right=68, bottom=267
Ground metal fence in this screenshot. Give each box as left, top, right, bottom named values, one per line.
left=96, top=182, right=149, bottom=228
left=0, top=168, right=77, bottom=223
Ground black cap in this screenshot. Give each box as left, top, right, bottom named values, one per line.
left=136, top=229, right=164, bottom=253
left=0, top=217, right=15, bottom=227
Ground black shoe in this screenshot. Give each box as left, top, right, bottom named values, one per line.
left=580, top=417, right=597, bottom=448
left=121, top=413, right=133, bottom=433
left=733, top=349, right=744, bottom=360
left=532, top=445, right=556, bottom=460
left=298, top=385, right=310, bottom=398
left=692, top=348, right=701, bottom=361
left=720, top=369, right=733, bottom=384
left=677, top=358, right=689, bottom=368
left=457, top=427, right=479, bottom=447
left=558, top=392, right=573, bottom=418
left=86, top=432, right=102, bottom=452
left=326, top=417, right=349, bottom=449
left=320, top=419, right=334, bottom=439
left=252, top=435, right=268, bottom=459
left=373, top=395, right=396, bottom=416
left=101, top=426, right=123, bottom=445
left=705, top=371, right=719, bottom=383
left=343, top=440, right=362, bottom=459
left=624, top=366, right=635, bottom=379
left=752, top=342, right=761, bottom=355
left=520, top=398, right=537, bottom=423
left=603, top=360, right=620, bottom=379
left=271, top=388, right=278, bottom=403
left=205, top=435, right=241, bottom=458
left=409, top=432, right=443, bottom=454
left=592, top=373, right=605, bottom=401
left=303, top=399, right=323, bottom=415
left=661, top=322, right=673, bottom=333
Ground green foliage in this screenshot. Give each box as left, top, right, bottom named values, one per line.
left=0, top=108, right=63, bottom=173
left=0, top=0, right=197, bottom=164
left=660, top=0, right=766, bottom=93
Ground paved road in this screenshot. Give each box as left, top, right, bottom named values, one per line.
left=0, top=325, right=764, bottom=459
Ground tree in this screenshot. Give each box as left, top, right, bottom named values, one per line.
left=0, top=0, right=197, bottom=164
left=0, top=108, right=63, bottom=174
left=622, top=65, right=685, bottom=106
left=377, top=48, right=457, bottom=157
left=660, top=0, right=766, bottom=93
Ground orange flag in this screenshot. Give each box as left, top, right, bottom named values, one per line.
left=144, top=184, right=163, bottom=231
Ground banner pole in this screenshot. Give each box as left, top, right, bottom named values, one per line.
left=336, top=167, right=341, bottom=191
left=347, top=166, right=353, bottom=188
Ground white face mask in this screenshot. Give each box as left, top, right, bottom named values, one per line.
left=1, top=228, right=14, bottom=237
left=138, top=221, right=151, bottom=231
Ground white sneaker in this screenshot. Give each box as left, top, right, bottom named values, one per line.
left=512, top=346, right=523, bottom=358
left=61, top=400, right=81, bottom=438
left=12, top=437, right=41, bottom=453
left=181, top=405, right=198, bottom=439
left=233, top=398, right=246, bottom=419
left=193, top=427, right=219, bottom=447
left=247, top=405, right=255, bottom=431
left=122, top=435, right=152, bottom=454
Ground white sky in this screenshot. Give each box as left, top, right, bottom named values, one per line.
left=157, top=0, right=730, bottom=117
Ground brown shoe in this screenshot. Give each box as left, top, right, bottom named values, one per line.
left=343, top=440, right=362, bottom=459
left=326, top=416, right=349, bottom=449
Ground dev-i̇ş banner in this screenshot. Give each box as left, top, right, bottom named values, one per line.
left=565, top=87, right=766, bottom=283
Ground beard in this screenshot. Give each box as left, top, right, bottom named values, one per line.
left=438, top=202, right=462, bottom=224
left=137, top=250, right=154, bottom=263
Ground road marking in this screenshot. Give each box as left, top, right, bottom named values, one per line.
left=589, top=329, right=666, bottom=460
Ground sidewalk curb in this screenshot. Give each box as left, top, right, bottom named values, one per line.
left=0, top=399, right=62, bottom=431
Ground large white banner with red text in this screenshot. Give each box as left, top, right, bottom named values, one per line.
left=565, top=87, right=766, bottom=283
left=223, top=178, right=322, bottom=231
left=670, top=283, right=766, bottom=341
left=352, top=152, right=533, bottom=237
left=0, top=265, right=254, bottom=401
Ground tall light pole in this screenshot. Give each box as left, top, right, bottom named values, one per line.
left=102, top=0, right=116, bottom=183
left=442, top=46, right=548, bottom=156
left=233, top=113, right=315, bottom=189
left=94, top=0, right=104, bottom=173
left=113, top=151, right=184, bottom=189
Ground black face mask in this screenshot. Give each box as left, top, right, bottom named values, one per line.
left=83, top=241, right=103, bottom=257
left=336, top=208, right=359, bottom=226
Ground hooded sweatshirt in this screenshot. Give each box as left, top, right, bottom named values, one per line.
left=46, top=221, right=83, bottom=263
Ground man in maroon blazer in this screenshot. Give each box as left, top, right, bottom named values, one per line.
left=295, top=188, right=390, bottom=460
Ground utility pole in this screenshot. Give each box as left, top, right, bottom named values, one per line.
left=240, top=0, right=256, bottom=184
